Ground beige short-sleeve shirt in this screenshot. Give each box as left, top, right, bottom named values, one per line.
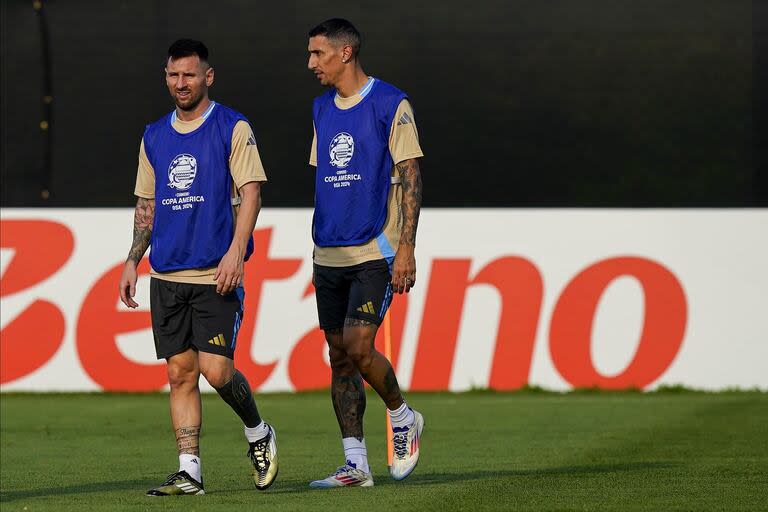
left=134, top=106, right=267, bottom=283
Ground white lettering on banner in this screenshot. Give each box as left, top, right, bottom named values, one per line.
left=1, top=209, right=766, bottom=392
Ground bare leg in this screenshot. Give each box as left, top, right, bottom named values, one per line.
left=343, top=318, right=405, bottom=411
left=326, top=328, right=366, bottom=440
left=167, top=349, right=202, bottom=456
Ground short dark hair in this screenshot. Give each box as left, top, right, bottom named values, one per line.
left=167, top=39, right=209, bottom=65
left=308, top=18, right=362, bottom=57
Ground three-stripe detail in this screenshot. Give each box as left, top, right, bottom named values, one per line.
left=335, top=475, right=366, bottom=486
left=175, top=482, right=199, bottom=493
left=356, top=301, right=376, bottom=315
left=208, top=333, right=226, bottom=346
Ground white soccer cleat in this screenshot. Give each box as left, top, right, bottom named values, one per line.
left=390, top=409, right=424, bottom=480
left=309, top=462, right=374, bottom=488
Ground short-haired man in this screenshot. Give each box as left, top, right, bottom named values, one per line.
left=306, top=19, right=424, bottom=487
left=119, top=39, right=278, bottom=496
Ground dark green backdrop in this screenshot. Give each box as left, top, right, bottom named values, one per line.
left=0, top=1, right=758, bottom=206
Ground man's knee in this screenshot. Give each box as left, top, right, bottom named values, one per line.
left=202, top=365, right=234, bottom=389
left=344, top=339, right=375, bottom=373
left=167, top=362, right=199, bottom=389
left=329, top=346, right=356, bottom=374
left=198, top=351, right=235, bottom=388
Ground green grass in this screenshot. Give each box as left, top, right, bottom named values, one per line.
left=1, top=391, right=766, bottom=511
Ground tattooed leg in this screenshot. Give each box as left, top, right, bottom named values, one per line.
left=326, top=328, right=366, bottom=440
left=167, top=350, right=202, bottom=455
left=331, top=368, right=366, bottom=440
left=343, top=318, right=405, bottom=411
left=175, top=426, right=201, bottom=456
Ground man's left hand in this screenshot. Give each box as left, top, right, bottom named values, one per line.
left=391, top=244, right=416, bottom=294
left=214, top=247, right=244, bottom=295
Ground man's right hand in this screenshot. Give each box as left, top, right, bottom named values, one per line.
left=119, top=261, right=140, bottom=308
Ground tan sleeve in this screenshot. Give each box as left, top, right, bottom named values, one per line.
left=309, top=123, right=318, bottom=167
left=389, top=99, right=424, bottom=165
left=134, top=138, right=155, bottom=198
left=230, top=120, right=267, bottom=188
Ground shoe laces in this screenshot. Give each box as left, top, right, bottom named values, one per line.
left=333, top=462, right=357, bottom=476
left=247, top=434, right=271, bottom=472
left=160, top=471, right=188, bottom=486
left=392, top=427, right=409, bottom=460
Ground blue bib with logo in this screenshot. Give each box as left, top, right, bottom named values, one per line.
left=143, top=102, right=254, bottom=272
left=312, top=80, right=407, bottom=247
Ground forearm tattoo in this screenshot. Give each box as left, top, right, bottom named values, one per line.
left=127, top=198, right=154, bottom=264
left=175, top=425, right=200, bottom=456
left=396, top=158, right=422, bottom=246
left=331, top=373, right=366, bottom=441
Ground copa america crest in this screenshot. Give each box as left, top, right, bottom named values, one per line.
left=329, top=132, right=354, bottom=169
left=167, top=154, right=198, bottom=191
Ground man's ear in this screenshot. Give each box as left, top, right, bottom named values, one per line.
left=206, top=67, right=215, bottom=86
left=342, top=45, right=353, bottom=63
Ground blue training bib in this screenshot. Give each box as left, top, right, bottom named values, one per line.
left=312, top=80, right=407, bottom=247
left=143, top=103, right=254, bottom=272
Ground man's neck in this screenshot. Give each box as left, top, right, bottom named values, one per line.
left=175, top=97, right=211, bottom=122
left=335, top=66, right=369, bottom=98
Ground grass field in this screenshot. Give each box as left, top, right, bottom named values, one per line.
left=1, top=390, right=766, bottom=511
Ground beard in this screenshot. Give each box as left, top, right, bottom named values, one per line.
left=172, top=89, right=203, bottom=111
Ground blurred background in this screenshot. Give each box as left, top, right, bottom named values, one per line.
left=1, top=0, right=761, bottom=207
left=0, top=0, right=765, bottom=393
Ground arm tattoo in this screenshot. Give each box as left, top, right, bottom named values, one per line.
left=331, top=373, right=366, bottom=440
left=396, top=158, right=422, bottom=246
left=127, top=198, right=154, bottom=264
left=175, top=425, right=200, bottom=456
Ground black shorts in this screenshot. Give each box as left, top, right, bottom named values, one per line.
left=313, top=259, right=394, bottom=331
left=150, top=278, right=244, bottom=360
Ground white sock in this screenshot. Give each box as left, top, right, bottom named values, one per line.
left=342, top=437, right=370, bottom=474
left=179, top=453, right=202, bottom=482
left=244, top=421, right=269, bottom=443
left=388, top=402, right=415, bottom=429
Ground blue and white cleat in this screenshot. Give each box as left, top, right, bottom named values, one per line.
left=310, top=461, right=374, bottom=488
left=390, top=409, right=424, bottom=480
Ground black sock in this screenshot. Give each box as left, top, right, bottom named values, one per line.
left=214, top=369, right=262, bottom=428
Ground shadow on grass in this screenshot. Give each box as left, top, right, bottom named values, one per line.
left=0, top=478, right=155, bottom=502
left=0, top=462, right=677, bottom=500
left=379, top=461, right=677, bottom=487
left=240, top=461, right=677, bottom=495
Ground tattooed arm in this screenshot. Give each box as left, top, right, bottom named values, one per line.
left=119, top=197, right=155, bottom=308
left=391, top=158, right=422, bottom=294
